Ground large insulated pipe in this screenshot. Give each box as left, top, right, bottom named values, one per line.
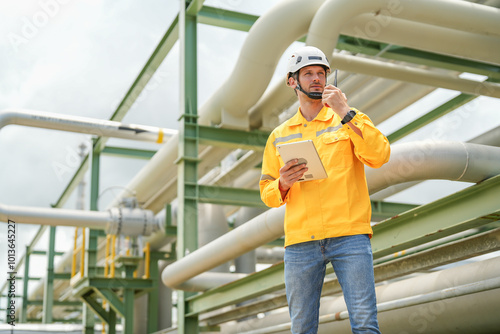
left=0, top=109, right=176, bottom=143
left=199, top=0, right=325, bottom=128
left=225, top=256, right=500, bottom=334
left=341, top=14, right=500, bottom=66
left=249, top=0, right=500, bottom=129
left=370, top=125, right=500, bottom=200
left=117, top=0, right=326, bottom=213
left=307, top=0, right=500, bottom=58
left=122, top=0, right=500, bottom=214
left=330, top=54, right=500, bottom=98
left=161, top=142, right=500, bottom=289
left=365, top=141, right=500, bottom=194
left=0, top=204, right=162, bottom=236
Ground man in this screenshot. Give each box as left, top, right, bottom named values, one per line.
left=259, top=46, right=390, bottom=333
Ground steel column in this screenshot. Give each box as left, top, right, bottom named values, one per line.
left=177, top=0, right=201, bottom=333
left=42, top=226, right=56, bottom=323
left=20, top=245, right=30, bottom=323
left=82, top=138, right=102, bottom=334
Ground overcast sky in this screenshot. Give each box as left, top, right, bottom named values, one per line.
left=0, top=0, right=281, bottom=298
left=1, top=0, right=499, bottom=303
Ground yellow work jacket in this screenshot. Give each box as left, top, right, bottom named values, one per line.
left=259, top=107, right=390, bottom=247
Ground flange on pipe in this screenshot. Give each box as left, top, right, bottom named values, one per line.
left=107, top=207, right=162, bottom=236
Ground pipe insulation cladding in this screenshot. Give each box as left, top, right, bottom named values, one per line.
left=0, top=203, right=162, bottom=237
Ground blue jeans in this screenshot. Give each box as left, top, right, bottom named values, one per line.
left=284, top=234, right=381, bottom=334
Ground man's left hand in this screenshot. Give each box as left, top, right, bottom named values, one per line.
left=322, top=84, right=350, bottom=118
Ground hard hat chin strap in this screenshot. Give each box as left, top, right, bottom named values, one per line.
left=295, top=82, right=323, bottom=100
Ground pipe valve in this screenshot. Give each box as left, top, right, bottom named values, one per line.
left=107, top=207, right=162, bottom=236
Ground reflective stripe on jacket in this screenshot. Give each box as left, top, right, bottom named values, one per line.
left=259, top=107, right=390, bottom=247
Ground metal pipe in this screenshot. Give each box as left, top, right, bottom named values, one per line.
left=198, top=0, right=326, bottom=128
left=237, top=277, right=500, bottom=334
left=370, top=125, right=500, bottom=201
left=330, top=54, right=500, bottom=98
left=0, top=203, right=162, bottom=236
left=307, top=0, right=500, bottom=56
left=341, top=14, right=500, bottom=66
left=0, top=109, right=176, bottom=143
left=161, top=142, right=500, bottom=289
left=122, top=0, right=500, bottom=216
left=365, top=141, right=500, bottom=194
left=221, top=255, right=500, bottom=333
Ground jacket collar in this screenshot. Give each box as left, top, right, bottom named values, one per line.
left=287, top=106, right=334, bottom=127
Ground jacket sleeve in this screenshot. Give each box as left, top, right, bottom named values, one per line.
left=344, top=110, right=391, bottom=168
left=259, top=134, right=288, bottom=208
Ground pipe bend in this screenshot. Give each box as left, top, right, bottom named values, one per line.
left=199, top=0, right=325, bottom=127
left=307, top=0, right=500, bottom=59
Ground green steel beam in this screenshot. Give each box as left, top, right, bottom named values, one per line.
left=198, top=185, right=266, bottom=207
left=186, top=0, right=205, bottom=16
left=196, top=125, right=269, bottom=151
left=52, top=12, right=180, bottom=208
left=20, top=245, right=30, bottom=322
left=337, top=36, right=500, bottom=80
left=371, top=173, right=500, bottom=259
left=42, top=226, right=56, bottom=323
left=123, top=288, right=135, bottom=334
left=27, top=318, right=82, bottom=323
left=387, top=93, right=476, bottom=143
left=147, top=254, right=160, bottom=333
left=105, top=17, right=179, bottom=126
left=198, top=6, right=258, bottom=32
left=53, top=273, right=72, bottom=280
left=27, top=300, right=81, bottom=306
left=371, top=201, right=418, bottom=221
left=186, top=262, right=286, bottom=316
left=30, top=250, right=64, bottom=256
left=203, top=227, right=500, bottom=326
left=101, top=146, right=157, bottom=159
left=51, top=154, right=89, bottom=208
left=81, top=291, right=111, bottom=324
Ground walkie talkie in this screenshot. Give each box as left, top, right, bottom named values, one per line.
left=325, top=69, right=338, bottom=108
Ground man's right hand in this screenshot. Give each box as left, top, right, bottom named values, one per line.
left=279, top=159, right=308, bottom=191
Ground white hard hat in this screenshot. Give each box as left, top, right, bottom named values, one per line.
left=286, top=46, right=331, bottom=85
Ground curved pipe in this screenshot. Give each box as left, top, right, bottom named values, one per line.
left=198, top=0, right=325, bottom=128
left=0, top=109, right=176, bottom=143
left=118, top=0, right=327, bottom=212
left=250, top=1, right=500, bottom=129
left=307, top=0, right=500, bottom=58
left=341, top=14, right=500, bottom=66
left=125, top=0, right=500, bottom=214
left=161, top=141, right=500, bottom=289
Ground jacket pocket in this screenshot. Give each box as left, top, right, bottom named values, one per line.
left=320, top=132, right=353, bottom=168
